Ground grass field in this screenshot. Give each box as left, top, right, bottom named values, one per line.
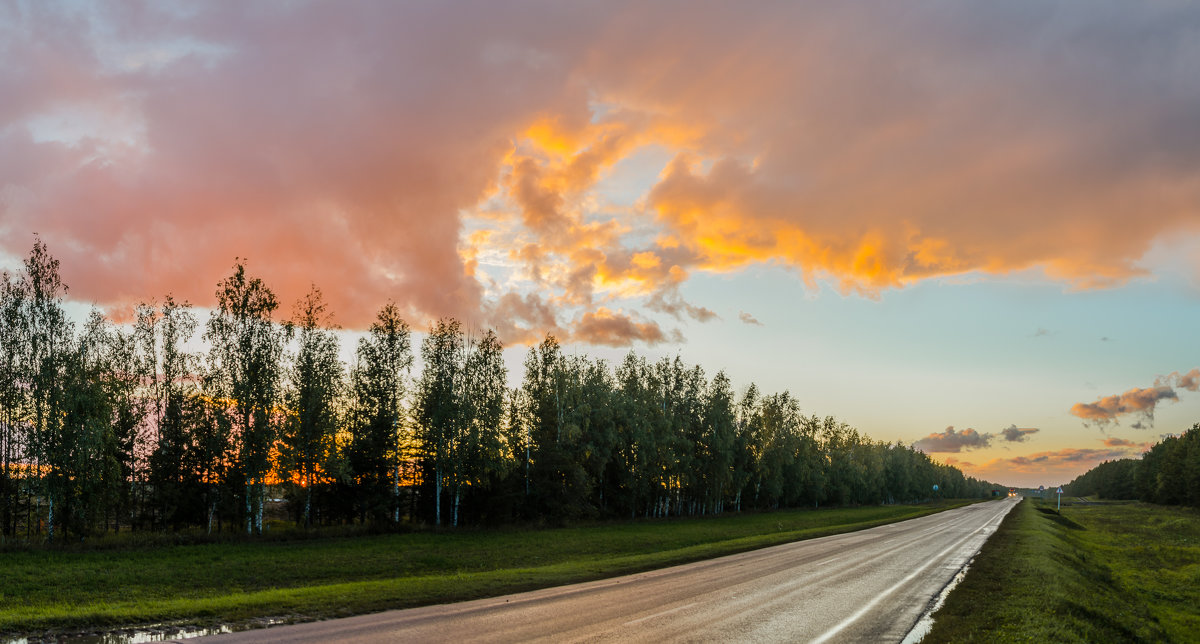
left=924, top=497, right=1200, bottom=643
left=0, top=501, right=973, bottom=637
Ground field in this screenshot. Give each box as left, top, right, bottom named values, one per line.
left=925, top=497, right=1200, bottom=642
left=0, top=501, right=972, bottom=638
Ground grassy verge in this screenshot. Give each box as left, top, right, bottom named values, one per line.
left=1, top=501, right=974, bottom=637
left=924, top=497, right=1200, bottom=642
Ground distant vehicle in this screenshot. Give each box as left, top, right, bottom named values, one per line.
left=1008, top=488, right=1017, bottom=497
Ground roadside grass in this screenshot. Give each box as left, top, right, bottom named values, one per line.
left=0, top=501, right=973, bottom=637
left=925, top=497, right=1200, bottom=643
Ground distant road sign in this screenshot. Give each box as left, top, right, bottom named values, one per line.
left=1056, top=487, right=1064, bottom=494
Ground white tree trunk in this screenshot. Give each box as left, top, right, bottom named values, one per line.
left=393, top=464, right=400, bottom=523
left=435, top=464, right=442, bottom=526
left=256, top=482, right=264, bottom=534
left=47, top=495, right=54, bottom=542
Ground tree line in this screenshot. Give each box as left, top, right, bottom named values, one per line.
left=1064, top=424, right=1200, bottom=506
left=0, top=239, right=997, bottom=541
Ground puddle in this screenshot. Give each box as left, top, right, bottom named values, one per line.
left=900, top=557, right=972, bottom=644
left=5, top=618, right=292, bottom=644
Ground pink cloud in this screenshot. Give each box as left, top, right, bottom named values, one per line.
left=4, top=2, right=1200, bottom=344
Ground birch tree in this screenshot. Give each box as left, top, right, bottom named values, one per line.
left=204, top=262, right=286, bottom=535
left=281, top=286, right=343, bottom=527
left=348, top=303, right=411, bottom=524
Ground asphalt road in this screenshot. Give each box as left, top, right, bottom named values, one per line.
left=201, top=498, right=1017, bottom=643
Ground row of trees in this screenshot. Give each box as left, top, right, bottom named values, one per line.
left=0, top=239, right=997, bottom=541
left=1064, top=424, right=1200, bottom=506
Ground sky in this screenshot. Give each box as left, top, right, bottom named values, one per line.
left=3, top=0, right=1200, bottom=488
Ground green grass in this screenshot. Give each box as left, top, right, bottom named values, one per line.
left=0, top=501, right=973, bottom=637
left=925, top=497, right=1200, bottom=643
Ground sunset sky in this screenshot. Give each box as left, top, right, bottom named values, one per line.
left=3, top=1, right=1200, bottom=487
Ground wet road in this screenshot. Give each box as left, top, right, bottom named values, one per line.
left=201, top=497, right=1017, bottom=643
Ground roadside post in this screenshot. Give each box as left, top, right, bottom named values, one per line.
left=1056, top=486, right=1063, bottom=510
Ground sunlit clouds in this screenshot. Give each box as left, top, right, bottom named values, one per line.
left=1070, top=369, right=1200, bottom=428
left=5, top=1, right=1200, bottom=489
left=5, top=1, right=1200, bottom=345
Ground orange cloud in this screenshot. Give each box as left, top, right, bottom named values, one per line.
left=571, top=307, right=676, bottom=347
left=6, top=3, right=1200, bottom=346
left=1070, top=369, right=1200, bottom=427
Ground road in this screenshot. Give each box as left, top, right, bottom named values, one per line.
left=202, top=497, right=1017, bottom=643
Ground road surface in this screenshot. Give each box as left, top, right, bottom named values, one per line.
left=201, top=498, right=1017, bottom=643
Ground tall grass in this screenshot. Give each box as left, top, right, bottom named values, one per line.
left=925, top=498, right=1200, bottom=642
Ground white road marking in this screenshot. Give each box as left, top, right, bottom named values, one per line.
left=811, top=503, right=1012, bottom=644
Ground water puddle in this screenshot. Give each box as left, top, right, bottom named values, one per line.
left=5, top=618, right=292, bottom=644
left=900, top=557, right=973, bottom=644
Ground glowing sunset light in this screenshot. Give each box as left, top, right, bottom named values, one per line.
left=3, top=0, right=1200, bottom=488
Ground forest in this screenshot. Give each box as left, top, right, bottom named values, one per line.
left=0, top=239, right=997, bottom=542
left=1064, top=425, right=1200, bottom=505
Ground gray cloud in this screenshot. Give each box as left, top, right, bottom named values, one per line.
left=738, top=311, right=764, bottom=326
left=1000, top=425, right=1039, bottom=442
left=914, top=426, right=992, bottom=453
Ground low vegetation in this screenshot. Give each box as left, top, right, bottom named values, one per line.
left=925, top=497, right=1200, bottom=642
left=0, top=501, right=972, bottom=637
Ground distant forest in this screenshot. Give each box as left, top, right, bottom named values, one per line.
left=0, top=239, right=997, bottom=542
left=1065, top=425, right=1200, bottom=505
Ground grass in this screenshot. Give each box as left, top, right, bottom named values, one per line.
left=925, top=497, right=1200, bottom=643
left=0, top=501, right=974, bottom=637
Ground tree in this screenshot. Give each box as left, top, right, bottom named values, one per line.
left=280, top=287, right=343, bottom=527
left=347, top=303, right=411, bottom=524
left=454, top=328, right=509, bottom=525
left=0, top=268, right=27, bottom=538
left=22, top=238, right=74, bottom=540
left=414, top=318, right=462, bottom=526
left=147, top=297, right=202, bottom=529
left=204, top=262, right=287, bottom=535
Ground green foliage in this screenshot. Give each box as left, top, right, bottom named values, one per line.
left=348, top=302, right=412, bottom=524
left=1064, top=458, right=1139, bottom=500
left=1065, top=425, right=1200, bottom=507
left=204, top=261, right=288, bottom=535
left=279, top=287, right=343, bottom=528
left=0, top=239, right=999, bottom=542
left=926, top=498, right=1200, bottom=642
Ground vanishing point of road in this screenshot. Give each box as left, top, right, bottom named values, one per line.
left=203, top=497, right=1018, bottom=643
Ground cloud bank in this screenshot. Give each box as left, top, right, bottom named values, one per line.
left=4, top=2, right=1200, bottom=344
